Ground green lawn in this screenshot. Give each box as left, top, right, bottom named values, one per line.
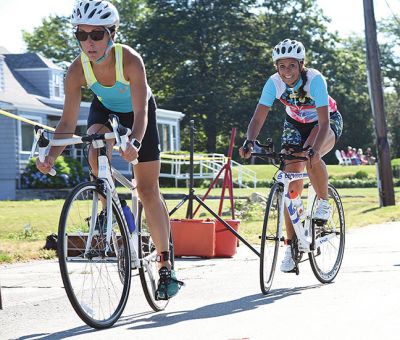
left=233, top=164, right=378, bottom=181
left=1, top=186, right=399, bottom=263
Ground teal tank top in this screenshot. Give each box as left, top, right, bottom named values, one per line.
left=81, top=44, right=151, bottom=113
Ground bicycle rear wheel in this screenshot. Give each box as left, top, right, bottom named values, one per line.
left=309, top=184, right=345, bottom=283
left=260, top=183, right=282, bottom=294
left=58, top=182, right=132, bottom=329
left=138, top=196, right=174, bottom=311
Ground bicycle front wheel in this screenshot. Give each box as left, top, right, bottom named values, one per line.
left=260, top=183, right=282, bottom=294
left=138, top=196, right=174, bottom=311
left=309, top=184, right=345, bottom=283
left=58, top=182, right=132, bottom=329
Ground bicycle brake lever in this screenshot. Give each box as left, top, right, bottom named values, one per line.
left=32, top=127, right=56, bottom=176
left=110, top=115, right=122, bottom=147
left=30, top=126, right=43, bottom=158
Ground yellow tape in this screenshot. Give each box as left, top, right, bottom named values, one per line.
left=0, top=109, right=120, bottom=150
left=0, top=109, right=55, bottom=131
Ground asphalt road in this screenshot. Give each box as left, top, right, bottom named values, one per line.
left=1, top=222, right=400, bottom=340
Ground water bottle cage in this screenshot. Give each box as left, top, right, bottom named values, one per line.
left=156, top=251, right=170, bottom=262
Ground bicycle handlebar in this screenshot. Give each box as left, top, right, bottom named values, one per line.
left=31, top=115, right=138, bottom=175
left=251, top=140, right=309, bottom=163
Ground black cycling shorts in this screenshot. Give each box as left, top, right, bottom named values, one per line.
left=87, top=95, right=160, bottom=162
left=281, top=111, right=343, bottom=147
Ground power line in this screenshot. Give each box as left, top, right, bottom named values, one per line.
left=384, top=0, right=400, bottom=25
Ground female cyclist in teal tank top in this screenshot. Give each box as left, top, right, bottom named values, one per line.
left=35, top=0, right=182, bottom=299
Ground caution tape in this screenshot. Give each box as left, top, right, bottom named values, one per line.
left=0, top=109, right=55, bottom=131
left=0, top=108, right=118, bottom=150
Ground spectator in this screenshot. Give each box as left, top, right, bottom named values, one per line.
left=357, top=148, right=368, bottom=165
left=347, top=146, right=360, bottom=165
left=365, top=147, right=376, bottom=165
left=346, top=146, right=354, bottom=159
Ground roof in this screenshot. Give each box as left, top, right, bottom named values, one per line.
left=0, top=58, right=62, bottom=115
left=2, top=53, right=63, bottom=71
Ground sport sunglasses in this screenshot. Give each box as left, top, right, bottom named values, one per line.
left=74, top=30, right=107, bottom=42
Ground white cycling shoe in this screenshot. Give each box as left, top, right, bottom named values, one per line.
left=313, top=199, right=332, bottom=221
left=280, top=246, right=295, bottom=272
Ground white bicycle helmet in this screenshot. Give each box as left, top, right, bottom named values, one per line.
left=272, top=39, right=305, bottom=62
left=71, top=0, right=119, bottom=27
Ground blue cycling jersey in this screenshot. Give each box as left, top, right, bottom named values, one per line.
left=259, top=68, right=337, bottom=123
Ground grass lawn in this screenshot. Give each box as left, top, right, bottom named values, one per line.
left=1, top=186, right=399, bottom=263
left=232, top=164, right=378, bottom=181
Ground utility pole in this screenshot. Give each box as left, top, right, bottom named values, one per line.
left=363, top=0, right=395, bottom=206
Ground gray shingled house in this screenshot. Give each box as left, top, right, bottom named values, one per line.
left=0, top=48, right=184, bottom=200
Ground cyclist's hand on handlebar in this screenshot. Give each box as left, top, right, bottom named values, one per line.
left=36, top=155, right=55, bottom=174
left=239, top=139, right=254, bottom=159
left=119, top=142, right=139, bottom=163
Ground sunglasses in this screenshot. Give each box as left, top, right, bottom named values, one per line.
left=75, top=30, right=107, bottom=42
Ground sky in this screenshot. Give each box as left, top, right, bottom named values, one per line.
left=0, top=0, right=399, bottom=53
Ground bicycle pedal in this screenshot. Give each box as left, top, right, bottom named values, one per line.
left=155, top=292, right=169, bottom=301
left=313, top=219, right=326, bottom=226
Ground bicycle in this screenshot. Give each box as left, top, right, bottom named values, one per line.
left=30, top=115, right=174, bottom=329
left=251, top=140, right=345, bottom=295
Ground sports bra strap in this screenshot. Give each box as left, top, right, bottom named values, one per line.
left=80, top=52, right=97, bottom=88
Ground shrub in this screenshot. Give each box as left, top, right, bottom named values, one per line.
left=392, top=158, right=400, bottom=178
left=354, top=170, right=369, bottom=179
left=21, top=156, right=86, bottom=189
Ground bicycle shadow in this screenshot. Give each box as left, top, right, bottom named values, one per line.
left=16, top=284, right=322, bottom=339
left=15, top=311, right=154, bottom=340
left=124, top=284, right=323, bottom=330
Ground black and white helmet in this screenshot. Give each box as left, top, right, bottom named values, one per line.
left=272, top=39, right=305, bottom=62
left=71, top=0, right=119, bottom=27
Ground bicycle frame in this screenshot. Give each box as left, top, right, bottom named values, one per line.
left=31, top=121, right=146, bottom=269
left=276, top=170, right=313, bottom=252
left=276, top=169, right=338, bottom=253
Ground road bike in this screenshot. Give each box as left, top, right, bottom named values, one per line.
left=30, top=116, right=174, bottom=329
left=251, top=140, right=345, bottom=294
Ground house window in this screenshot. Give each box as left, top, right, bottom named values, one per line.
left=157, top=123, right=171, bottom=152
left=20, top=116, right=42, bottom=152
left=53, top=73, right=62, bottom=98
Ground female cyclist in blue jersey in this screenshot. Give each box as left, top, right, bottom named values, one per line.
left=36, top=0, right=182, bottom=299
left=239, top=39, right=343, bottom=273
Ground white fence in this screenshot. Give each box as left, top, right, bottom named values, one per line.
left=160, top=153, right=257, bottom=188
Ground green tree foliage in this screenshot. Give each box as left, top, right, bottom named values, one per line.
left=379, top=17, right=400, bottom=158
left=137, top=0, right=263, bottom=154
left=22, top=15, right=78, bottom=68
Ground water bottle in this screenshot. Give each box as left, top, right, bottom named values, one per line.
left=121, top=199, right=136, bottom=233
left=289, top=191, right=305, bottom=221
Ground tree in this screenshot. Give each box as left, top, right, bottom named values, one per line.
left=23, top=15, right=78, bottom=68
left=379, top=17, right=400, bottom=158
left=137, top=0, right=263, bottom=153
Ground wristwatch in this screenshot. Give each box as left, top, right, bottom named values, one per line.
left=130, top=138, right=141, bottom=150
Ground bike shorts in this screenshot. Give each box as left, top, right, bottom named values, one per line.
left=281, top=111, right=343, bottom=147
left=87, top=95, right=160, bottom=162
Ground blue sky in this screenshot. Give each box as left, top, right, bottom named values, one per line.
left=0, top=0, right=399, bottom=53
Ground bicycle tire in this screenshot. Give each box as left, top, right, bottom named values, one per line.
left=138, top=195, right=174, bottom=311
left=308, top=184, right=345, bottom=283
left=260, top=182, right=282, bottom=294
left=58, top=182, right=132, bottom=329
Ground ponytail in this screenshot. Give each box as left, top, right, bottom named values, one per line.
left=297, top=67, right=308, bottom=100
